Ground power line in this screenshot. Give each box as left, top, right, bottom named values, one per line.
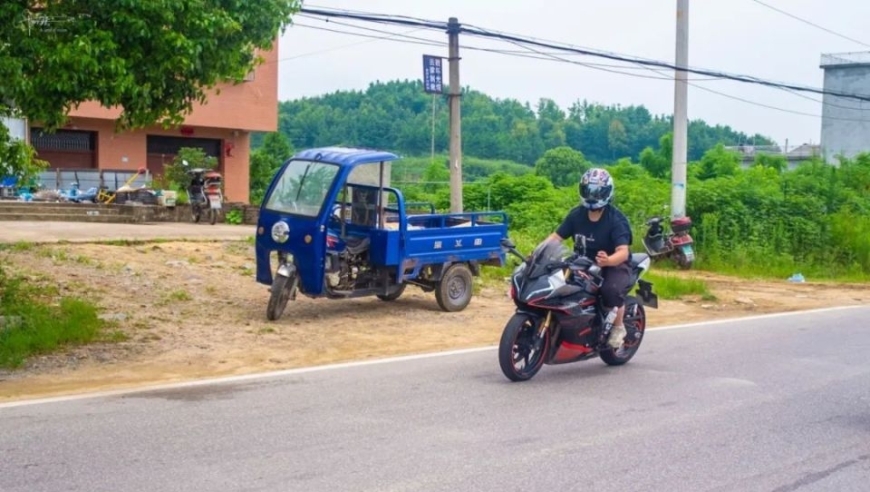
left=292, top=17, right=723, bottom=81
left=748, top=0, right=870, bottom=48
left=298, top=6, right=870, bottom=103
left=286, top=20, right=870, bottom=122
left=281, top=23, right=429, bottom=61
left=298, top=13, right=718, bottom=73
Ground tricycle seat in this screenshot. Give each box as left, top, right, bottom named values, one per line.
left=345, top=235, right=371, bottom=256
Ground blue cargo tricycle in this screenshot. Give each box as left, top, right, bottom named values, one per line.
left=255, top=147, right=510, bottom=320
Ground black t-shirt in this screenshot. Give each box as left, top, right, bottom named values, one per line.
left=555, top=205, right=632, bottom=263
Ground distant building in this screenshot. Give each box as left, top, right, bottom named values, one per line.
left=724, top=143, right=821, bottom=170
left=819, top=52, right=870, bottom=164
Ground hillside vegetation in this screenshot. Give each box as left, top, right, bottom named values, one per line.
left=268, top=80, right=774, bottom=165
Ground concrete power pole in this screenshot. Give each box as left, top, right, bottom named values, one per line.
left=671, top=0, right=689, bottom=219
left=447, top=17, right=463, bottom=213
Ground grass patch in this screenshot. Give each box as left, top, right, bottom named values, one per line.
left=0, top=241, right=36, bottom=253
left=0, top=264, right=107, bottom=369
left=639, top=271, right=715, bottom=301
left=155, top=289, right=192, bottom=306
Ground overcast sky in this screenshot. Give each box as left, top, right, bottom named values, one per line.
left=276, top=0, right=870, bottom=148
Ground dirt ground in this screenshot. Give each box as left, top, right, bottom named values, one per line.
left=1, top=239, right=867, bottom=402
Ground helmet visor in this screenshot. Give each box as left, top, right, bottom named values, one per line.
left=581, top=183, right=610, bottom=203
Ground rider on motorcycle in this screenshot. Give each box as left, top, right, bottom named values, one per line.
left=543, top=167, right=633, bottom=349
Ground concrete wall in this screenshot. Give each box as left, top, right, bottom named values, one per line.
left=820, top=64, right=870, bottom=163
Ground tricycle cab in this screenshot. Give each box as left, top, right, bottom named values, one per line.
left=255, top=147, right=401, bottom=296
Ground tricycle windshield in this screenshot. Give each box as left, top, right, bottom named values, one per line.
left=264, top=159, right=340, bottom=217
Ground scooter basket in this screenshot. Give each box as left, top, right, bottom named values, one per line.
left=670, top=216, right=692, bottom=234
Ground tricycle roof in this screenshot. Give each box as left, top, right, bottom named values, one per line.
left=290, top=147, right=400, bottom=167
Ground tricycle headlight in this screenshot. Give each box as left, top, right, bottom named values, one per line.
left=271, top=221, right=290, bottom=244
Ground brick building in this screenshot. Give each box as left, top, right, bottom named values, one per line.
left=28, top=44, right=279, bottom=203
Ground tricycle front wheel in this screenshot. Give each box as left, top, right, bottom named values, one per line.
left=435, top=263, right=473, bottom=312
left=266, top=273, right=295, bottom=321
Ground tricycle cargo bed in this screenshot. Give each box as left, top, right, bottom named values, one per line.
left=369, top=211, right=508, bottom=271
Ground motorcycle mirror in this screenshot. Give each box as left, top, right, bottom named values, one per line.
left=500, top=238, right=516, bottom=249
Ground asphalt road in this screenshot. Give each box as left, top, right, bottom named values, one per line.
left=2, top=306, right=870, bottom=492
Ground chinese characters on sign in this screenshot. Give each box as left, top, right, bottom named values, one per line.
left=422, top=55, right=444, bottom=94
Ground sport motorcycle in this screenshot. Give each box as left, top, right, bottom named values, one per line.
left=497, top=236, right=659, bottom=382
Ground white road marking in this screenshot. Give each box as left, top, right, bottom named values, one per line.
left=0, top=304, right=865, bottom=409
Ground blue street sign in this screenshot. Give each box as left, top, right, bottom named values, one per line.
left=422, top=55, right=443, bottom=94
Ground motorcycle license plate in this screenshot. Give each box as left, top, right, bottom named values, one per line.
left=681, top=245, right=695, bottom=261
left=209, top=198, right=222, bottom=210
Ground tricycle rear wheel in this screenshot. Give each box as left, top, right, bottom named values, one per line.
left=435, top=263, right=473, bottom=312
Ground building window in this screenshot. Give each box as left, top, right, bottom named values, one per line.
left=30, top=128, right=96, bottom=152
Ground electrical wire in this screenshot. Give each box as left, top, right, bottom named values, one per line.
left=748, top=0, right=870, bottom=48
left=291, top=16, right=723, bottom=81
left=280, top=24, right=430, bottom=61
left=285, top=21, right=870, bottom=121
left=298, top=6, right=870, bottom=103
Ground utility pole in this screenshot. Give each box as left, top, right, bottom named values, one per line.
left=671, top=0, right=689, bottom=219
left=447, top=17, right=463, bottom=213
left=430, top=94, right=436, bottom=165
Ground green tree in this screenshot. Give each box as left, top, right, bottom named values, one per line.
left=534, top=146, right=591, bottom=187
left=607, top=120, right=629, bottom=159
left=0, top=0, right=301, bottom=178
left=638, top=133, right=673, bottom=179
left=695, top=144, right=742, bottom=180
left=163, top=147, right=218, bottom=190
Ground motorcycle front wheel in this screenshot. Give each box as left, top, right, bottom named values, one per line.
left=498, top=313, right=549, bottom=382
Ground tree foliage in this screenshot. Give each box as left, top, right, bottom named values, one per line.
left=534, top=146, right=590, bottom=187
left=275, top=80, right=775, bottom=165
left=163, top=147, right=218, bottom=189
left=0, top=0, right=301, bottom=177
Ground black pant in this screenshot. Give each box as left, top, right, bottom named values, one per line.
left=600, top=263, right=631, bottom=308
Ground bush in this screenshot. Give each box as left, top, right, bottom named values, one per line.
left=388, top=148, right=870, bottom=282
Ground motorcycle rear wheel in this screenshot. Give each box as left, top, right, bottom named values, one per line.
left=498, top=313, right=549, bottom=382
left=599, top=297, right=646, bottom=366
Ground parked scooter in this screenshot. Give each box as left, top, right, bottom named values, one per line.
left=186, top=167, right=223, bottom=225
left=641, top=215, right=695, bottom=269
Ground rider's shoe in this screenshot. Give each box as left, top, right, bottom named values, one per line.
left=607, top=324, right=627, bottom=349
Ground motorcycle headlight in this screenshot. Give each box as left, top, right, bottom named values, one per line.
left=271, top=221, right=290, bottom=244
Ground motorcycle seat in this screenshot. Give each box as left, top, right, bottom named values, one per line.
left=630, top=252, right=650, bottom=268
